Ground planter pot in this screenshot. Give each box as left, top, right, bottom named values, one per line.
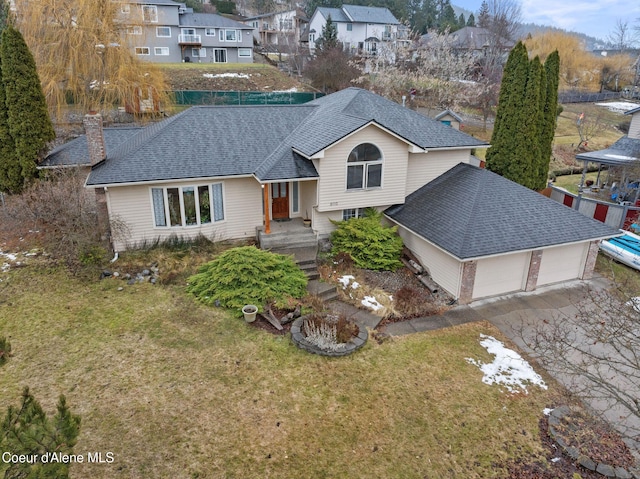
left=242, top=304, right=258, bottom=323
left=303, top=219, right=311, bottom=227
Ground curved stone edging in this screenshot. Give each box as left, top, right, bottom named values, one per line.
left=290, top=316, right=368, bottom=357
left=548, top=405, right=638, bottom=479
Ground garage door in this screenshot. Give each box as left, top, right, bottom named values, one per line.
left=472, top=252, right=530, bottom=299
left=537, top=243, right=587, bottom=286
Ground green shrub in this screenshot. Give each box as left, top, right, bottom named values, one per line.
left=186, top=246, right=307, bottom=317
left=330, top=210, right=403, bottom=271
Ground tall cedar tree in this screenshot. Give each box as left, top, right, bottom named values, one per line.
left=485, top=41, right=529, bottom=178
left=514, top=56, right=542, bottom=190
left=537, top=50, right=560, bottom=189
left=0, top=387, right=81, bottom=478
left=1, top=26, right=54, bottom=193
left=0, top=50, right=18, bottom=194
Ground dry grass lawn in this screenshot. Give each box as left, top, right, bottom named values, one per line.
left=0, top=259, right=563, bottom=479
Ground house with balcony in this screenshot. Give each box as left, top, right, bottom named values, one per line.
left=306, top=4, right=401, bottom=59
left=123, top=0, right=255, bottom=63
left=244, top=8, right=308, bottom=49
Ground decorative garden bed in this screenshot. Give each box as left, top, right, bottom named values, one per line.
left=290, top=313, right=368, bottom=357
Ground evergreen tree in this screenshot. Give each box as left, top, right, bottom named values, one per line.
left=0, top=0, right=9, bottom=32
left=0, top=26, right=54, bottom=193
left=486, top=41, right=529, bottom=178
left=477, top=0, right=490, bottom=28
left=0, top=387, right=81, bottom=479
left=458, top=13, right=465, bottom=29
left=0, top=48, right=18, bottom=193
left=537, top=50, right=560, bottom=190
left=513, top=56, right=542, bottom=190
left=467, top=13, right=475, bottom=27
left=316, top=14, right=339, bottom=53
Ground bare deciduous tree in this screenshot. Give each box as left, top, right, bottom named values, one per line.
left=482, top=0, right=522, bottom=50
left=12, top=0, right=171, bottom=119
left=520, top=279, right=640, bottom=446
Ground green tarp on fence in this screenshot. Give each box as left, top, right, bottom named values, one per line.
left=172, top=91, right=324, bottom=106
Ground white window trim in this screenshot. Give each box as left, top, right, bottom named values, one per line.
left=156, top=26, right=171, bottom=37
left=135, top=46, right=150, bottom=55
left=121, top=4, right=130, bottom=14
left=238, top=48, right=252, bottom=57
left=346, top=143, right=383, bottom=191
left=154, top=47, right=169, bottom=56
left=219, top=29, right=241, bottom=42
left=342, top=208, right=366, bottom=221
left=205, top=28, right=216, bottom=36
left=150, top=183, right=225, bottom=229
left=213, top=48, right=227, bottom=63
left=127, top=26, right=142, bottom=35
left=142, top=4, right=158, bottom=23
left=192, top=47, right=206, bottom=58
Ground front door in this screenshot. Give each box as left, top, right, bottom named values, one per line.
left=271, top=182, right=289, bottom=220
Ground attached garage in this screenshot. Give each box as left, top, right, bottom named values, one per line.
left=473, top=252, right=530, bottom=299
left=385, top=164, right=620, bottom=303
left=537, top=243, right=588, bottom=287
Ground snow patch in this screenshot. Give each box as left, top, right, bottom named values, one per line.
left=203, top=73, right=250, bottom=79
left=626, top=297, right=640, bottom=313
left=543, top=408, right=553, bottom=416
left=275, top=87, right=298, bottom=92
left=337, top=275, right=355, bottom=289
left=595, top=101, right=640, bottom=113
left=466, top=334, right=548, bottom=393
left=361, top=295, right=382, bottom=311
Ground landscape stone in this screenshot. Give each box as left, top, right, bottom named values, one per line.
left=596, top=463, right=616, bottom=477
left=578, top=455, right=597, bottom=471
left=142, top=269, right=151, bottom=276
left=551, top=405, right=571, bottom=418
left=615, top=466, right=632, bottom=479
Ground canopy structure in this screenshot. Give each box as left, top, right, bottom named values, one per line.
left=574, top=136, right=640, bottom=202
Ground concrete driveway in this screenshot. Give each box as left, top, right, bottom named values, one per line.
left=384, top=275, right=640, bottom=457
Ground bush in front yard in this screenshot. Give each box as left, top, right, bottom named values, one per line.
left=330, top=209, right=403, bottom=271
left=186, top=246, right=307, bottom=317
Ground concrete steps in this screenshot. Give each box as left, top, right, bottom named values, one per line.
left=258, top=226, right=317, bottom=250
left=307, top=279, right=338, bottom=302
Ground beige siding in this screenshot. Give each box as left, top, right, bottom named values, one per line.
left=299, top=180, right=317, bottom=221
left=316, top=125, right=409, bottom=212
left=396, top=225, right=462, bottom=297
left=313, top=210, right=345, bottom=236
left=107, top=177, right=263, bottom=250
left=405, top=150, right=470, bottom=196
left=473, top=252, right=530, bottom=299
left=537, top=243, right=588, bottom=286
left=629, top=112, right=640, bottom=140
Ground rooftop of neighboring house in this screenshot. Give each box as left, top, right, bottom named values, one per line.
left=315, top=4, right=400, bottom=25
left=179, top=12, right=255, bottom=29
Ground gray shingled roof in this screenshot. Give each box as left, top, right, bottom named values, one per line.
left=316, top=7, right=350, bottom=23
left=87, top=105, right=316, bottom=186
left=576, top=136, right=640, bottom=166
left=291, top=88, right=486, bottom=156
left=342, top=4, right=399, bottom=24
left=86, top=88, right=486, bottom=187
left=41, top=128, right=142, bottom=168
left=179, top=13, right=253, bottom=29
left=385, top=163, right=619, bottom=260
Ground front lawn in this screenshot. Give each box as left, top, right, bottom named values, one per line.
left=0, top=260, right=560, bottom=479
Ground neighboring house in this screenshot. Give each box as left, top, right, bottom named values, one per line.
left=419, top=26, right=514, bottom=57
left=244, top=9, right=308, bottom=48
left=434, top=110, right=463, bottom=130
left=306, top=5, right=402, bottom=58
left=123, top=0, right=255, bottom=63
left=72, top=87, right=617, bottom=303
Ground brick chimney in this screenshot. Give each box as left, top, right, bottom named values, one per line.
left=83, top=112, right=106, bottom=166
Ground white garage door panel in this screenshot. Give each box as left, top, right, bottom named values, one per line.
left=537, top=244, right=587, bottom=286
left=473, top=252, right=530, bottom=299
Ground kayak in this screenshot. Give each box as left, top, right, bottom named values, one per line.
left=599, top=231, right=640, bottom=271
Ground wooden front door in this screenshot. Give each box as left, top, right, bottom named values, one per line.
left=271, top=182, right=289, bottom=220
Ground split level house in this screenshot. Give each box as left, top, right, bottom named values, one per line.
left=305, top=5, right=409, bottom=59
left=122, top=0, right=255, bottom=63
left=243, top=9, right=309, bottom=49
left=43, top=88, right=618, bottom=304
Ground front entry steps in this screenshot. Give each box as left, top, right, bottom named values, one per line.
left=257, top=219, right=318, bottom=250
left=265, top=244, right=338, bottom=302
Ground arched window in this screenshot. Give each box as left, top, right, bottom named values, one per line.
left=346, top=143, right=382, bottom=190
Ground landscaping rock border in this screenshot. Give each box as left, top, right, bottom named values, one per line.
left=548, top=406, right=639, bottom=479
left=290, top=316, right=368, bottom=357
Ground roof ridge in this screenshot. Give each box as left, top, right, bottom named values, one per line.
left=108, top=108, right=193, bottom=161
left=254, top=104, right=320, bottom=179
